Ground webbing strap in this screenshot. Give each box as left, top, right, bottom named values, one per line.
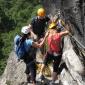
left=69, top=34, right=85, bottom=50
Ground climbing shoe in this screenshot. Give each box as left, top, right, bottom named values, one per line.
left=40, top=75, right=45, bottom=80
left=49, top=81, right=55, bottom=85
left=27, top=75, right=31, bottom=83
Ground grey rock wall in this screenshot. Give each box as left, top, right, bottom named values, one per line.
left=0, top=0, right=85, bottom=85
left=42, top=0, right=85, bottom=47
left=42, top=0, right=85, bottom=85
left=60, top=36, right=85, bottom=85
left=0, top=52, right=27, bottom=85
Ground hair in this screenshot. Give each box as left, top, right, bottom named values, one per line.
left=51, top=26, right=57, bottom=29
left=20, top=32, right=31, bottom=44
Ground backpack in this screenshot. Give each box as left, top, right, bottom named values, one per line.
left=14, top=35, right=27, bottom=60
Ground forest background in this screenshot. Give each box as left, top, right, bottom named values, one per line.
left=0, top=0, right=42, bottom=75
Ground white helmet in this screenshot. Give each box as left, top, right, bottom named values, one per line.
left=21, top=25, right=30, bottom=34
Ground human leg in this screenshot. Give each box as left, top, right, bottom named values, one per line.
left=50, top=55, right=62, bottom=85
left=28, top=61, right=36, bottom=85
left=25, top=64, right=31, bottom=83
left=39, top=52, right=52, bottom=79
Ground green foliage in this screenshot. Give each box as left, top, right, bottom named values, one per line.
left=6, top=80, right=11, bottom=85
left=0, top=0, right=42, bottom=75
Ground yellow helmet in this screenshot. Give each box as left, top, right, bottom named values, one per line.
left=37, top=8, right=45, bottom=17
left=48, top=22, right=56, bottom=29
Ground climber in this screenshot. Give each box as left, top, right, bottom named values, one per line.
left=39, top=22, right=69, bottom=85
left=30, top=7, right=50, bottom=40
left=28, top=7, right=51, bottom=55
left=14, top=25, right=49, bottom=85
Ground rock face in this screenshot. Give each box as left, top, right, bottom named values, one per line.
left=0, top=52, right=27, bottom=85
left=42, top=0, right=85, bottom=84
left=43, top=0, right=85, bottom=47
left=60, top=36, right=85, bottom=85
left=0, top=0, right=85, bottom=85
left=0, top=36, right=85, bottom=85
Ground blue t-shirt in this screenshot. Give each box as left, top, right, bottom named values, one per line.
left=14, top=35, right=33, bottom=53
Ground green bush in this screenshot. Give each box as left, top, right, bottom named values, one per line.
left=0, top=0, right=42, bottom=75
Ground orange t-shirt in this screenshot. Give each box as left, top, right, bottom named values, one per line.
left=47, top=33, right=62, bottom=54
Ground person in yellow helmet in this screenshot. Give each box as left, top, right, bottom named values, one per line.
left=39, top=22, right=70, bottom=85
left=29, top=8, right=51, bottom=57
left=30, top=8, right=50, bottom=40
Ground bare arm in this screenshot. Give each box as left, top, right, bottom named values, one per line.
left=59, top=24, right=70, bottom=37
left=59, top=30, right=69, bottom=37
left=28, top=24, right=38, bottom=39
left=32, top=31, right=49, bottom=48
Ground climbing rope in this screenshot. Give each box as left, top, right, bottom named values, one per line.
left=55, top=10, right=85, bottom=57
left=67, top=22, right=85, bottom=58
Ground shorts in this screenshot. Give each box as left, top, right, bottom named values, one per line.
left=43, top=52, right=62, bottom=72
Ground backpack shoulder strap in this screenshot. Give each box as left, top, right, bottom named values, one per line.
left=15, top=35, right=21, bottom=45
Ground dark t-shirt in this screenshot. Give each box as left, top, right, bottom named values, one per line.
left=31, top=16, right=50, bottom=38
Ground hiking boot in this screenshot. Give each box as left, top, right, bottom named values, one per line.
left=27, top=75, right=31, bottom=83
left=38, top=74, right=45, bottom=80
left=55, top=80, right=60, bottom=85
left=49, top=81, right=55, bottom=85
left=40, top=75, right=45, bottom=80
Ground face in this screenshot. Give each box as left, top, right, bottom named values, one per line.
left=38, top=16, right=45, bottom=20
